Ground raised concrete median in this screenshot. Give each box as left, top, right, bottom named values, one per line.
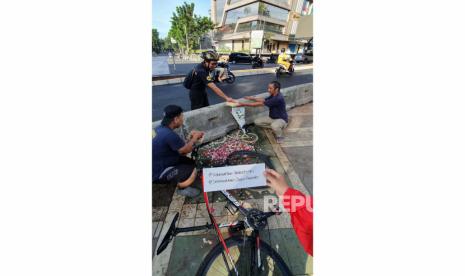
left=152, top=83, right=313, bottom=143
left=152, top=64, right=313, bottom=86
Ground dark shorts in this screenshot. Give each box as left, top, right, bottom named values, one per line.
left=156, top=156, right=195, bottom=185
left=189, top=89, right=210, bottom=110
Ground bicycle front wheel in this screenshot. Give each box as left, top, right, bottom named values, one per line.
left=196, top=236, right=292, bottom=276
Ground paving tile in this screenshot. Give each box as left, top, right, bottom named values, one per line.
left=253, top=198, right=265, bottom=211
left=166, top=234, right=219, bottom=276
left=275, top=212, right=292, bottom=229
left=171, top=191, right=185, bottom=202
left=267, top=215, right=279, bottom=229
left=168, top=198, right=184, bottom=213
left=260, top=229, right=310, bottom=274
left=211, top=202, right=227, bottom=217
left=178, top=217, right=195, bottom=228
left=152, top=206, right=168, bottom=222
left=195, top=203, right=209, bottom=219
left=194, top=217, right=209, bottom=226
left=180, top=204, right=196, bottom=219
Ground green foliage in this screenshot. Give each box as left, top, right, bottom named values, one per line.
left=152, top=28, right=162, bottom=53
left=162, top=36, right=170, bottom=51
left=168, top=2, right=214, bottom=54
left=259, top=3, right=271, bottom=17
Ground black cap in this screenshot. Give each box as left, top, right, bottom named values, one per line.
left=161, top=105, right=183, bottom=126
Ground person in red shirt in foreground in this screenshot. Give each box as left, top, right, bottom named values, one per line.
left=264, top=169, right=313, bottom=256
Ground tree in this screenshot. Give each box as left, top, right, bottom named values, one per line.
left=152, top=28, right=162, bottom=54
left=162, top=36, right=173, bottom=52
left=168, top=2, right=214, bottom=54
left=259, top=2, right=270, bottom=17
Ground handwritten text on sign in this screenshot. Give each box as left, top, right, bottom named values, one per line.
left=203, top=163, right=266, bottom=192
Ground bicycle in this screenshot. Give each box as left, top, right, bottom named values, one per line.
left=156, top=189, right=292, bottom=276
left=156, top=130, right=292, bottom=275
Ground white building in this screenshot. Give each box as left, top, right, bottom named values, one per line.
left=210, top=0, right=312, bottom=54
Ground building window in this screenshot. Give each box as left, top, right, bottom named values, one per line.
left=236, top=21, right=259, bottom=32
left=224, top=3, right=260, bottom=33
left=224, top=2, right=289, bottom=25
left=236, top=21, right=251, bottom=33
left=216, top=0, right=227, bottom=25
left=258, top=2, right=289, bottom=22
left=223, top=2, right=289, bottom=34
left=263, top=21, right=285, bottom=34
left=236, top=20, right=284, bottom=34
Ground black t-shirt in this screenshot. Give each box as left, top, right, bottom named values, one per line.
left=190, top=63, right=214, bottom=92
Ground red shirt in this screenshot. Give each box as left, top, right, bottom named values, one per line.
left=282, top=188, right=313, bottom=256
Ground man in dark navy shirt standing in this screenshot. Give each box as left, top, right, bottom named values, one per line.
left=237, top=81, right=288, bottom=143
left=189, top=50, right=237, bottom=110
left=152, top=105, right=204, bottom=197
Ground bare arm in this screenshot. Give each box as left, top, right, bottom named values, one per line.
left=178, top=132, right=203, bottom=155
left=244, top=96, right=265, bottom=103
left=207, top=82, right=235, bottom=102
left=178, top=139, right=196, bottom=155
left=238, top=101, right=264, bottom=107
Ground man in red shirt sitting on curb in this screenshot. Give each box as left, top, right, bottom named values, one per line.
left=264, top=169, right=313, bottom=256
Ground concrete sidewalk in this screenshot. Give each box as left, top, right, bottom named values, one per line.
left=152, top=103, right=313, bottom=276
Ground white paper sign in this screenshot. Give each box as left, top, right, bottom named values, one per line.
left=203, top=163, right=266, bottom=192
left=231, top=107, right=245, bottom=129
left=251, top=30, right=264, bottom=49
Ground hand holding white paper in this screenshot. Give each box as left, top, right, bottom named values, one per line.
left=203, top=163, right=266, bottom=192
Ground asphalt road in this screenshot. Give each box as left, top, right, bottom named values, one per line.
left=168, top=62, right=279, bottom=75
left=152, top=69, right=313, bottom=121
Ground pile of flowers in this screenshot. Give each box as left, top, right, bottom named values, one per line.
left=198, top=130, right=257, bottom=166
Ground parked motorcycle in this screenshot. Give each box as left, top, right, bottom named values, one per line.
left=216, top=61, right=236, bottom=84
left=267, top=54, right=277, bottom=64
left=275, top=60, right=295, bottom=78
left=251, top=55, right=264, bottom=69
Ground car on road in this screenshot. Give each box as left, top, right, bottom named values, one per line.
left=294, top=53, right=312, bottom=64
left=228, top=52, right=252, bottom=64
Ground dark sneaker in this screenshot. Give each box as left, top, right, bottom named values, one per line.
left=176, top=187, right=200, bottom=198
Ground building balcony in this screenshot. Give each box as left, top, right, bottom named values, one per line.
left=225, top=0, right=291, bottom=12
left=220, top=31, right=289, bottom=42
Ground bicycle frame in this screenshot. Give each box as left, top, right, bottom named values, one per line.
left=156, top=138, right=280, bottom=274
